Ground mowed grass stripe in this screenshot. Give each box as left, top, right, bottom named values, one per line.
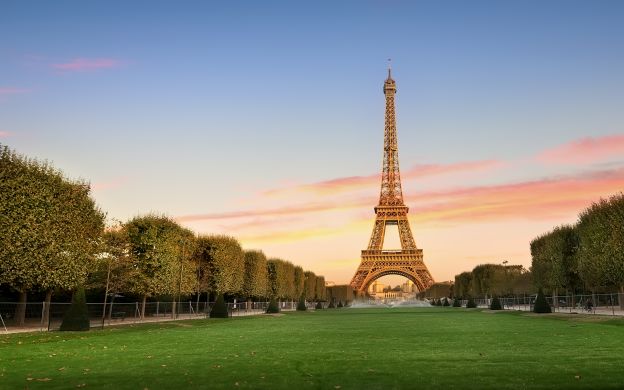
left=1, top=308, right=624, bottom=389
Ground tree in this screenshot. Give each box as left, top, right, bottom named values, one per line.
left=124, top=215, right=195, bottom=318
left=297, top=294, right=307, bottom=311
left=304, top=271, right=317, bottom=300
left=210, top=293, right=229, bottom=318
left=533, top=289, right=551, bottom=313
left=454, top=272, right=473, bottom=299
left=267, top=259, right=296, bottom=300
left=59, top=287, right=90, bottom=331
left=490, top=296, right=502, bottom=310
left=315, top=276, right=326, bottom=301
left=242, top=250, right=268, bottom=301
left=194, top=235, right=244, bottom=298
left=266, top=297, right=280, bottom=313
left=90, top=227, right=132, bottom=324
left=578, top=194, right=624, bottom=309
left=0, top=145, right=105, bottom=325
left=294, top=266, right=305, bottom=300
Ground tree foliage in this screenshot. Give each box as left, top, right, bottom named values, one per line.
left=242, top=250, right=268, bottom=299
left=194, top=235, right=244, bottom=295
left=577, top=194, right=624, bottom=290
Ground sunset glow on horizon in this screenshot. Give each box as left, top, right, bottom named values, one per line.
left=2, top=1, right=624, bottom=285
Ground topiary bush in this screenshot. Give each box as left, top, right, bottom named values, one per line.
left=490, top=296, right=502, bottom=310
left=466, top=297, right=477, bottom=308
left=443, top=298, right=450, bottom=307
left=315, top=301, right=323, bottom=310
left=210, top=293, right=229, bottom=318
left=533, top=289, right=552, bottom=313
left=60, top=287, right=90, bottom=331
left=452, top=298, right=462, bottom=307
left=266, top=297, right=280, bottom=313
left=337, top=301, right=343, bottom=308
left=328, top=300, right=336, bottom=309
left=435, top=299, right=442, bottom=306
left=296, top=294, right=307, bottom=311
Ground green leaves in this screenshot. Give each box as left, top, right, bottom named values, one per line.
left=0, top=144, right=105, bottom=294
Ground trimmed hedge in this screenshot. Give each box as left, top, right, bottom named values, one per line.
left=443, top=298, right=450, bottom=307
left=466, top=297, right=477, bottom=308
left=328, top=300, right=336, bottom=309
left=266, top=297, right=280, bottom=313
left=337, top=301, right=343, bottom=308
left=490, top=296, right=502, bottom=310
left=452, top=298, right=462, bottom=307
left=315, top=301, right=323, bottom=310
left=60, top=288, right=90, bottom=331
left=210, top=294, right=229, bottom=318
left=533, top=289, right=552, bottom=313
left=297, top=295, right=307, bottom=311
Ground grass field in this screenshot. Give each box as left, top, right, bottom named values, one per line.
left=2, top=307, right=624, bottom=389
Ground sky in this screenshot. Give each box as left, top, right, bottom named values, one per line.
left=2, top=1, right=624, bottom=286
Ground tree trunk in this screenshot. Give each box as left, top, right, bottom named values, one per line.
left=619, top=286, right=624, bottom=311
left=42, top=290, right=52, bottom=327
left=107, top=294, right=116, bottom=320
left=14, top=290, right=27, bottom=327
left=552, top=288, right=558, bottom=308
left=141, top=295, right=147, bottom=319
left=172, top=300, right=177, bottom=319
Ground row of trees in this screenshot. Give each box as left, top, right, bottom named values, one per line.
left=100, top=216, right=327, bottom=318
left=453, top=263, right=533, bottom=299
left=531, top=193, right=624, bottom=308
left=0, top=144, right=327, bottom=325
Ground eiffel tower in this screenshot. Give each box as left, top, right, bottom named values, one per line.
left=350, top=66, right=434, bottom=294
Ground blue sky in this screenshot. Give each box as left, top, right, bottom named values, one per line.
left=2, top=1, right=624, bottom=283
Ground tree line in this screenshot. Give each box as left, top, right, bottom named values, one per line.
left=449, top=192, right=624, bottom=309
left=530, top=193, right=624, bottom=308
left=0, top=144, right=327, bottom=325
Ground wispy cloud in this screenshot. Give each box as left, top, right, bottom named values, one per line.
left=0, top=131, right=14, bottom=138
left=178, top=166, right=624, bottom=244
left=264, top=159, right=502, bottom=196
left=536, top=134, right=624, bottom=164
left=52, top=58, right=121, bottom=72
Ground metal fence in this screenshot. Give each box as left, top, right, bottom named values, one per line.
left=468, top=293, right=624, bottom=316
left=0, top=299, right=304, bottom=333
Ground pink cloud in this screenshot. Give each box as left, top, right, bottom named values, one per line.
left=0, top=87, right=30, bottom=95
left=176, top=166, right=624, bottom=242
left=91, top=177, right=129, bottom=191
left=0, top=131, right=14, bottom=138
left=52, top=58, right=121, bottom=72
left=264, top=159, right=502, bottom=196
left=536, top=134, right=624, bottom=164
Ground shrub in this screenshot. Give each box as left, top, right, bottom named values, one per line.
left=443, top=298, right=450, bottom=307
left=435, top=299, right=442, bottom=306
left=210, top=294, right=229, bottom=318
left=452, top=298, right=462, bottom=307
left=315, top=301, right=323, bottom=310
left=466, top=297, right=477, bottom=308
left=266, top=297, right=280, bottom=313
left=328, top=300, right=336, bottom=309
left=490, top=296, right=502, bottom=310
left=60, top=288, right=90, bottom=331
left=337, top=301, right=343, bottom=308
left=296, top=294, right=307, bottom=311
left=533, top=289, right=552, bottom=313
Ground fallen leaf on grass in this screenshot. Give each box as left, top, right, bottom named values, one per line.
left=575, top=375, right=581, bottom=380
left=58, top=367, right=66, bottom=371
left=76, top=383, right=86, bottom=388
left=36, top=378, right=52, bottom=382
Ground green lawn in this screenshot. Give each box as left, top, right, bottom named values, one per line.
left=2, top=308, right=624, bottom=389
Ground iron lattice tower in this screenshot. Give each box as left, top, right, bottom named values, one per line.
left=350, top=68, right=435, bottom=293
